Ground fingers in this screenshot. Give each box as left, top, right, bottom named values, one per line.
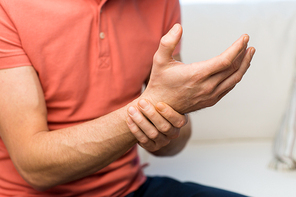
left=207, top=47, right=249, bottom=88
left=127, top=105, right=170, bottom=151
left=202, top=34, right=249, bottom=76
left=137, top=99, right=181, bottom=139
left=194, top=46, right=254, bottom=109
left=155, top=102, right=188, bottom=129
left=126, top=116, right=161, bottom=152
left=126, top=99, right=187, bottom=152
left=153, top=23, right=183, bottom=67
left=214, top=47, right=255, bottom=97
left=220, top=34, right=249, bottom=68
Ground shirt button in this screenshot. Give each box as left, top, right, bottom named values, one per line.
left=100, top=32, right=105, bottom=39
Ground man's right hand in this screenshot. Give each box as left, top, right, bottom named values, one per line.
left=141, top=23, right=255, bottom=114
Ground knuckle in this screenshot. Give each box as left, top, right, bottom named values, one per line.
left=137, top=118, right=145, bottom=125
left=201, top=85, right=214, bottom=96
left=163, top=109, right=173, bottom=120
left=149, top=131, right=159, bottom=140
left=206, top=102, right=214, bottom=108
left=234, top=75, right=242, bottom=83
left=220, top=57, right=232, bottom=69
left=205, top=86, right=213, bottom=95
left=139, top=137, right=149, bottom=144
left=159, top=123, right=171, bottom=133
left=204, top=99, right=217, bottom=108
left=208, top=95, right=219, bottom=106
left=171, top=131, right=180, bottom=139
left=150, top=145, right=159, bottom=152
left=147, top=110, right=157, bottom=119
left=211, top=98, right=220, bottom=106
left=192, top=67, right=206, bottom=80
left=176, top=119, right=186, bottom=128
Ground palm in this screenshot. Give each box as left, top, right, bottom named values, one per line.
left=141, top=24, right=255, bottom=114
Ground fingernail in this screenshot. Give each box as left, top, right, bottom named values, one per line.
left=156, top=102, right=166, bottom=113
left=139, top=99, right=149, bottom=110
left=128, top=106, right=137, bottom=116
left=171, top=24, right=180, bottom=35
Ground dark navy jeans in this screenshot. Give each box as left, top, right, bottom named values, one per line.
left=126, top=176, right=248, bottom=197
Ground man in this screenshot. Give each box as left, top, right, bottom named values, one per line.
left=0, top=0, right=254, bottom=196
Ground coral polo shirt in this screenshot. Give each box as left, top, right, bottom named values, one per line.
left=0, top=0, right=181, bottom=196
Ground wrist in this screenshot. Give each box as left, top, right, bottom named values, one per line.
left=138, top=90, right=159, bottom=107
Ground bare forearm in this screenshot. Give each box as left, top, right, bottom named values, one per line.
left=15, top=101, right=138, bottom=191
left=150, top=117, right=191, bottom=156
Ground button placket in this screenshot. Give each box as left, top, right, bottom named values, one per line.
left=98, top=6, right=110, bottom=68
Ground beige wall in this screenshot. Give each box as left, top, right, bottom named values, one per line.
left=180, top=1, right=296, bottom=141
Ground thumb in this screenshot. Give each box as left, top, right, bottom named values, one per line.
left=153, top=23, right=183, bottom=66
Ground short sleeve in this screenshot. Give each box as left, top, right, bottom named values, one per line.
left=0, top=3, right=31, bottom=69
left=163, top=0, right=182, bottom=56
